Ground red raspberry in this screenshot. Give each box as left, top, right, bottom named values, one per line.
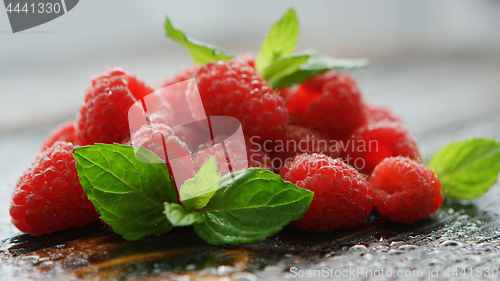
left=265, top=125, right=340, bottom=171
left=342, top=121, right=421, bottom=175
left=131, top=123, right=194, bottom=187
left=288, top=71, right=367, bottom=140
left=40, top=120, right=76, bottom=152
left=159, top=65, right=199, bottom=88
left=195, top=60, right=287, bottom=140
left=236, top=52, right=256, bottom=68
left=275, top=86, right=294, bottom=101
left=194, top=136, right=272, bottom=176
left=245, top=137, right=273, bottom=171
left=370, top=157, right=443, bottom=223
left=76, top=67, right=154, bottom=145
left=281, top=153, right=373, bottom=232
left=365, top=103, right=402, bottom=124
left=9, top=141, right=99, bottom=236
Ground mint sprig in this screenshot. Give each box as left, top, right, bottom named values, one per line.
left=269, top=53, right=369, bottom=88
left=428, top=138, right=500, bottom=200
left=164, top=9, right=368, bottom=88
left=260, top=54, right=309, bottom=85
left=165, top=168, right=314, bottom=245
left=179, top=157, right=221, bottom=212
left=75, top=144, right=313, bottom=245
left=253, top=9, right=368, bottom=88
left=74, top=144, right=178, bottom=240
left=164, top=16, right=233, bottom=64
left=255, top=8, right=299, bottom=73
left=164, top=202, right=204, bottom=227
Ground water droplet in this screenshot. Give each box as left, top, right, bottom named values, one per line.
left=362, top=253, right=374, bottom=260
left=399, top=244, right=418, bottom=251
left=440, top=240, right=463, bottom=247
left=218, top=265, right=234, bottom=275
left=350, top=244, right=367, bottom=251
left=185, top=264, right=196, bottom=270
left=388, top=249, right=405, bottom=255
left=390, top=241, right=404, bottom=247
left=232, top=272, right=257, bottom=281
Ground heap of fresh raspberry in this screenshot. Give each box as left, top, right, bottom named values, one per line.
left=76, top=67, right=154, bottom=145
left=370, top=157, right=443, bottom=223
left=9, top=141, right=99, bottom=236
left=267, top=124, right=340, bottom=171
left=342, top=121, right=421, bottom=175
left=194, top=136, right=272, bottom=176
left=365, top=103, right=402, bottom=124
left=281, top=153, right=373, bottom=232
left=40, top=120, right=77, bottom=152
left=131, top=123, right=194, bottom=187
left=194, top=60, right=287, bottom=140
left=287, top=71, right=367, bottom=140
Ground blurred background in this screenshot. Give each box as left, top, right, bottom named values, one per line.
left=1, top=0, right=499, bottom=238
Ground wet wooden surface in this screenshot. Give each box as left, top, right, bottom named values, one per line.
left=1, top=55, right=500, bottom=280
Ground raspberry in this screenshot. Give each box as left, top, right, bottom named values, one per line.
left=281, top=153, right=373, bottom=232
left=9, top=141, right=99, bottom=236
left=288, top=71, right=367, bottom=140
left=342, top=121, right=421, bottom=175
left=236, top=52, right=256, bottom=68
left=274, top=86, right=295, bottom=102
left=194, top=60, right=287, bottom=140
left=76, top=67, right=154, bottom=145
left=246, top=137, right=273, bottom=171
left=131, top=123, right=194, bottom=187
left=365, top=103, right=402, bottom=124
left=194, top=136, right=272, bottom=176
left=40, top=120, right=76, bottom=152
left=266, top=125, right=340, bottom=171
left=370, top=157, right=443, bottom=223
left=159, top=65, right=199, bottom=88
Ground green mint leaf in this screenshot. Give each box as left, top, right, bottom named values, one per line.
left=270, top=53, right=369, bottom=88
left=74, top=144, right=178, bottom=240
left=428, top=138, right=500, bottom=200
left=179, top=157, right=221, bottom=212
left=193, top=168, right=313, bottom=245
left=164, top=202, right=204, bottom=227
left=164, top=16, right=233, bottom=64
left=255, top=8, right=299, bottom=73
left=261, top=54, right=309, bottom=84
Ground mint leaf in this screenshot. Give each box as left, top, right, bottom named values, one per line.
left=74, top=144, right=178, bottom=240
left=164, top=16, right=233, bottom=64
left=428, top=138, right=500, bottom=200
left=255, top=9, right=299, bottom=73
left=193, top=168, right=313, bottom=245
left=261, top=54, right=309, bottom=84
left=164, top=202, right=204, bottom=227
left=179, top=157, right=221, bottom=212
left=270, top=53, right=369, bottom=88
